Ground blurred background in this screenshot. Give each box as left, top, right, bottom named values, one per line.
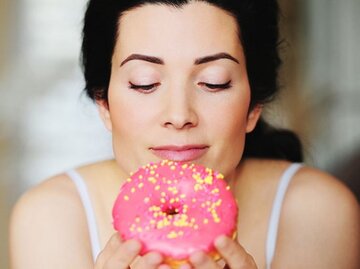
left=0, top=0, right=359, bottom=267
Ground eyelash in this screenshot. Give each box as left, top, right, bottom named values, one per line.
left=129, top=80, right=232, bottom=93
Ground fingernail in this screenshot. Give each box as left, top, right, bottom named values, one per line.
left=126, top=239, right=141, bottom=252
left=158, top=265, right=171, bottom=269
left=147, top=252, right=163, bottom=265
left=215, top=235, right=229, bottom=248
left=179, top=264, right=191, bottom=269
left=190, top=251, right=205, bottom=264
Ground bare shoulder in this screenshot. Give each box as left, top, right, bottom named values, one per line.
left=275, top=164, right=360, bottom=269
left=9, top=170, right=94, bottom=268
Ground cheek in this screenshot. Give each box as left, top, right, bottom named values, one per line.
left=206, top=92, right=250, bottom=137
left=108, top=80, right=154, bottom=131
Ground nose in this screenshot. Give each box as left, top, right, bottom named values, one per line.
left=161, top=88, right=198, bottom=130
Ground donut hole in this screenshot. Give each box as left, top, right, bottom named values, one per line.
left=164, top=207, right=180, bottom=216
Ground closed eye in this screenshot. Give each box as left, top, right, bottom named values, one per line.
left=129, top=82, right=160, bottom=93
left=198, top=80, right=232, bottom=91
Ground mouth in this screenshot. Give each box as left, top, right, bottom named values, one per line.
left=150, top=145, right=209, bottom=162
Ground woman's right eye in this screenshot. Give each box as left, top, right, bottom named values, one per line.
left=129, top=82, right=160, bottom=93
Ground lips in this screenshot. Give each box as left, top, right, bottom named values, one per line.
left=150, top=145, right=209, bottom=162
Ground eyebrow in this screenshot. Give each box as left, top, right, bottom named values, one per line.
left=119, top=52, right=239, bottom=67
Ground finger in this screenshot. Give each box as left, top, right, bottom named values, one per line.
left=214, top=236, right=257, bottom=269
left=95, top=233, right=123, bottom=267
left=130, top=251, right=163, bottom=269
left=189, top=251, right=219, bottom=269
left=104, top=239, right=142, bottom=269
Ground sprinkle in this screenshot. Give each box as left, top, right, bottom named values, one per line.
left=155, top=185, right=161, bottom=191
left=144, top=197, right=150, bottom=203
left=204, top=175, right=213, bottom=184
left=203, top=218, right=209, bottom=224
left=124, top=195, right=129, bottom=201
left=211, top=188, right=219, bottom=194
left=150, top=170, right=155, bottom=175
left=131, top=187, right=136, bottom=193
left=167, top=231, right=178, bottom=239
left=138, top=183, right=144, bottom=188
left=170, top=165, right=176, bottom=170
left=135, top=217, right=141, bottom=223
left=126, top=178, right=132, bottom=182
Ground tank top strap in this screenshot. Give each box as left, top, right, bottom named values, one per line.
left=265, top=163, right=303, bottom=269
left=66, top=169, right=101, bottom=262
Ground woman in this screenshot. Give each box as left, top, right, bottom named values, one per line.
left=9, top=0, right=360, bottom=268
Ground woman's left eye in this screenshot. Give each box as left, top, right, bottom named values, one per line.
left=198, top=80, right=232, bottom=91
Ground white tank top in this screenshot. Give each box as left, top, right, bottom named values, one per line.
left=67, top=163, right=302, bottom=267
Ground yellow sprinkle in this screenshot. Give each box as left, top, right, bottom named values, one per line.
left=217, top=174, right=224, bottom=179
left=126, top=178, right=132, bottom=182
left=135, top=217, right=140, bottom=223
left=139, top=175, right=143, bottom=179
left=144, top=197, right=150, bottom=203
left=204, top=175, right=213, bottom=184
left=182, top=164, right=188, bottom=169
left=226, top=186, right=230, bottom=191
left=138, top=183, right=144, bottom=188
left=155, top=185, right=161, bottom=191
left=160, top=198, right=166, bottom=203
left=161, top=192, right=166, bottom=197
left=192, top=198, right=197, bottom=203
left=211, top=188, right=219, bottom=194
left=170, top=165, right=176, bottom=170
left=137, top=227, right=143, bottom=233
left=167, top=231, right=178, bottom=239
left=204, top=218, right=209, bottom=224
left=150, top=170, right=155, bottom=175
left=131, top=187, right=136, bottom=193
left=124, top=195, right=129, bottom=201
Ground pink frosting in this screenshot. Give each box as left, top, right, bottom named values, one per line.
left=112, top=160, right=238, bottom=260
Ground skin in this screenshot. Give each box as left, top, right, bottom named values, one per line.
left=9, top=2, right=360, bottom=269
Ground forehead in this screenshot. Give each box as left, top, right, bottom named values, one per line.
left=115, top=2, right=243, bottom=62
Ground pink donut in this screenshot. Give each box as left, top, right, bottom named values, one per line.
left=112, top=160, right=238, bottom=267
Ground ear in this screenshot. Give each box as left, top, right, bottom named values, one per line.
left=96, top=100, right=112, bottom=131
left=246, top=105, right=262, bottom=133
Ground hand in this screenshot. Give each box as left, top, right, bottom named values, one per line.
left=184, top=235, right=258, bottom=269
left=94, top=233, right=167, bottom=269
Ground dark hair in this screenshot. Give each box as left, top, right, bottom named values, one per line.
left=81, top=0, right=303, bottom=162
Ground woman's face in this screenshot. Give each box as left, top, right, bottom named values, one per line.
left=100, top=2, right=261, bottom=178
